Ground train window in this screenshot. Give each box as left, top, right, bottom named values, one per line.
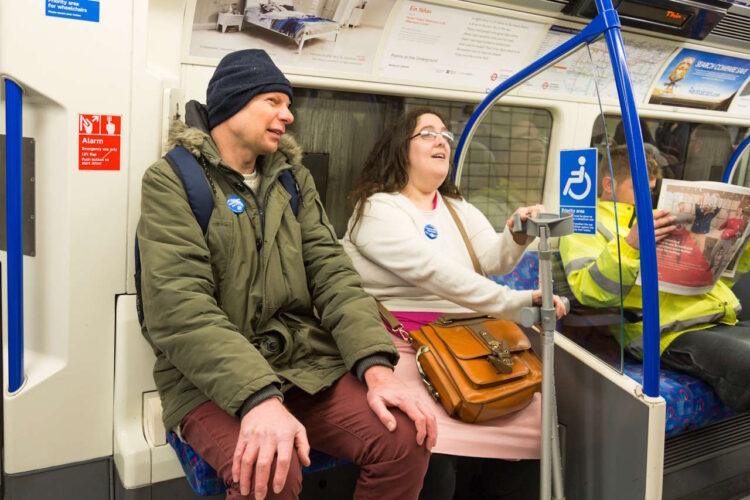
left=287, top=88, right=403, bottom=236
left=287, top=89, right=551, bottom=236
left=591, top=115, right=749, bottom=184
left=455, top=105, right=552, bottom=232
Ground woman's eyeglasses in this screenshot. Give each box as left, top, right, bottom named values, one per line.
left=410, top=129, right=455, bottom=144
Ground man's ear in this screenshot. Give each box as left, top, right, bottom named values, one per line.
left=601, top=175, right=614, bottom=198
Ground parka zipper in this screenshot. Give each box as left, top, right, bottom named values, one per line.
left=231, top=180, right=264, bottom=249
left=231, top=166, right=297, bottom=250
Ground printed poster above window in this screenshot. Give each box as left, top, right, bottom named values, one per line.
left=183, top=0, right=548, bottom=90
left=521, top=25, right=675, bottom=103
left=186, top=0, right=395, bottom=75
left=376, top=0, right=547, bottom=90
left=648, top=48, right=750, bottom=112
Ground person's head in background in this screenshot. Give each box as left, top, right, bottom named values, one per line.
left=684, top=123, right=733, bottom=181
left=599, top=147, right=662, bottom=206
left=348, top=107, right=461, bottom=228
left=613, top=118, right=655, bottom=147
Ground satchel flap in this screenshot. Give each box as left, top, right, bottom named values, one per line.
left=431, top=325, right=490, bottom=360
left=476, top=320, right=531, bottom=352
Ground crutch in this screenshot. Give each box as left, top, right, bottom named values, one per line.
left=514, top=212, right=573, bottom=500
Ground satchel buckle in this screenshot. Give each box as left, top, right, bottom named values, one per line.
left=416, top=346, right=440, bottom=401
left=488, top=354, right=513, bottom=374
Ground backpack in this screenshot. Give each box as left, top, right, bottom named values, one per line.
left=134, top=145, right=300, bottom=326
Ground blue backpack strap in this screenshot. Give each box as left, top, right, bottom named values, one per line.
left=135, top=147, right=213, bottom=327
left=164, top=146, right=214, bottom=235
left=279, top=169, right=300, bottom=216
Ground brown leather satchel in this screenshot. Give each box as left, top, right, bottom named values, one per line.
left=376, top=200, right=542, bottom=423
left=380, top=307, right=543, bottom=423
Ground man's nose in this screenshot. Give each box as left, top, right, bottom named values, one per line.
left=280, top=106, right=294, bottom=124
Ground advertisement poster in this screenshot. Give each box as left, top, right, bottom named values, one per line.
left=522, top=26, right=675, bottom=103
left=639, top=179, right=750, bottom=295
left=649, top=48, right=750, bottom=111
left=186, top=0, right=396, bottom=74
left=378, top=0, right=547, bottom=90
left=729, top=80, right=750, bottom=115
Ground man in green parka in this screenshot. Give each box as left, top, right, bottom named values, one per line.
left=137, top=49, right=435, bottom=500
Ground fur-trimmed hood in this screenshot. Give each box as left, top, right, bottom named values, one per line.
left=166, top=101, right=304, bottom=167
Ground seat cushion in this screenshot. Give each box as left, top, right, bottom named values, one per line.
left=166, top=432, right=346, bottom=496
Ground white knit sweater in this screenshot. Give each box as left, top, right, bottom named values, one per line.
left=343, top=192, right=534, bottom=323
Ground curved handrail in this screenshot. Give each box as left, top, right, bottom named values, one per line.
left=453, top=0, right=660, bottom=397
left=722, top=134, right=750, bottom=184
left=3, top=76, right=25, bottom=393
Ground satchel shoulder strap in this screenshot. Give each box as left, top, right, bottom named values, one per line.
left=444, top=198, right=482, bottom=275
left=375, top=301, right=412, bottom=343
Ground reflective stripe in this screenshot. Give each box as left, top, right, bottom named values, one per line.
left=659, top=311, right=727, bottom=335
left=589, top=262, right=630, bottom=296
left=564, top=256, right=596, bottom=276
left=625, top=311, right=728, bottom=352
left=597, top=222, right=614, bottom=241
left=626, top=341, right=643, bottom=359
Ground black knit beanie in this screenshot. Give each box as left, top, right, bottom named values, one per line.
left=206, top=49, right=293, bottom=129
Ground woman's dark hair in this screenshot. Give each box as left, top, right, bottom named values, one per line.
left=348, top=107, right=462, bottom=232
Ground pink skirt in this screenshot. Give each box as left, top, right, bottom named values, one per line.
left=387, top=311, right=541, bottom=459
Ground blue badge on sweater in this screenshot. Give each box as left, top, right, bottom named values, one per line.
left=227, top=196, right=245, bottom=214
left=424, top=224, right=438, bottom=240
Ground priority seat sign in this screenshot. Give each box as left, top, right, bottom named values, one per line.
left=560, top=148, right=597, bottom=235
left=79, top=114, right=121, bottom=171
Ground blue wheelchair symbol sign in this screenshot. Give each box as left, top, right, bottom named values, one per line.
left=560, top=148, right=597, bottom=235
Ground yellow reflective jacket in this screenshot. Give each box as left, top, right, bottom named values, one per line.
left=559, top=200, right=740, bottom=357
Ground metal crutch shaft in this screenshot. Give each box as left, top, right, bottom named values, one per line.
left=516, top=213, right=572, bottom=500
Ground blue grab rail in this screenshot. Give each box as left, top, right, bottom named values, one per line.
left=722, top=134, right=750, bottom=184
left=453, top=0, right=660, bottom=397
left=4, top=76, right=25, bottom=393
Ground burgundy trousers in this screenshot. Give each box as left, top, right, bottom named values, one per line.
left=181, top=373, right=431, bottom=500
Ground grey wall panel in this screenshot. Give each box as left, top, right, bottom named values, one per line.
left=663, top=442, right=750, bottom=500
left=113, top=460, right=359, bottom=500
left=556, top=345, right=652, bottom=499
left=114, top=475, right=224, bottom=500
left=5, top=457, right=110, bottom=500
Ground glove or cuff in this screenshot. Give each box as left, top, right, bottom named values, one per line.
left=354, top=354, right=394, bottom=382
left=238, top=384, right=284, bottom=420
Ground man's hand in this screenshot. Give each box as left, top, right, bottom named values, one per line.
left=625, top=209, right=677, bottom=250
left=531, top=290, right=568, bottom=319
left=507, top=204, right=545, bottom=245
left=232, top=398, right=311, bottom=499
left=364, top=366, right=437, bottom=451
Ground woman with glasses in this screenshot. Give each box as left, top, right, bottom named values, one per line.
left=343, top=108, right=566, bottom=499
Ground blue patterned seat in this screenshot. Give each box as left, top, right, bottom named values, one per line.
left=167, top=432, right=345, bottom=496
left=494, top=250, right=736, bottom=439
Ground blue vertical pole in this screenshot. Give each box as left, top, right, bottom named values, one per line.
left=595, top=0, right=660, bottom=397
left=5, top=77, right=25, bottom=393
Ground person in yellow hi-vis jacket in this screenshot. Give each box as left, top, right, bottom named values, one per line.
left=559, top=147, right=750, bottom=412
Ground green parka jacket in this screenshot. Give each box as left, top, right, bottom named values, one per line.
left=137, top=121, right=398, bottom=431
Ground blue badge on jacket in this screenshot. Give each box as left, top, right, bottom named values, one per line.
left=227, top=196, right=245, bottom=214
left=424, top=224, right=438, bottom=239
